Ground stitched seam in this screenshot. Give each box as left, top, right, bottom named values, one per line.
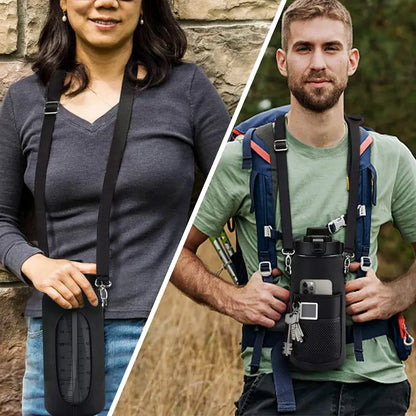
left=239, top=373, right=265, bottom=414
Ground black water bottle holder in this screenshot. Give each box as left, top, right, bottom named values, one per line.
left=43, top=278, right=105, bottom=415
left=285, top=233, right=347, bottom=371
left=289, top=291, right=345, bottom=370
left=272, top=114, right=361, bottom=373
left=34, top=66, right=135, bottom=415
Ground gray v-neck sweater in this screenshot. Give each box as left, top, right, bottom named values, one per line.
left=0, top=63, right=230, bottom=318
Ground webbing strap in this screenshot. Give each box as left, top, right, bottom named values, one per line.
left=34, top=70, right=66, bottom=256
left=271, top=337, right=296, bottom=413
left=96, top=69, right=136, bottom=285
left=274, top=115, right=294, bottom=252
left=34, top=66, right=136, bottom=288
left=344, top=115, right=362, bottom=256
left=250, top=329, right=266, bottom=374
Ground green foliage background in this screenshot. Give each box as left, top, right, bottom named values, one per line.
left=237, top=0, right=416, bottom=323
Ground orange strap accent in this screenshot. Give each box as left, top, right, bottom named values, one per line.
left=360, top=135, right=373, bottom=156
left=251, top=140, right=271, bottom=164
left=398, top=312, right=408, bottom=339
left=232, top=128, right=242, bottom=137
left=347, top=135, right=373, bottom=190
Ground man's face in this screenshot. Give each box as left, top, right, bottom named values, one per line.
left=277, top=17, right=359, bottom=113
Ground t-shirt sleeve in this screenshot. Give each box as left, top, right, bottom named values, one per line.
left=0, top=89, right=43, bottom=281
left=189, top=65, right=230, bottom=176
left=391, top=140, right=416, bottom=243
left=194, top=139, right=250, bottom=238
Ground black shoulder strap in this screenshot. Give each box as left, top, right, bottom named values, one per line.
left=344, top=115, right=362, bottom=258
left=273, top=114, right=362, bottom=259
left=95, top=72, right=135, bottom=285
left=34, top=70, right=67, bottom=256
left=34, top=67, right=135, bottom=290
left=273, top=114, right=294, bottom=253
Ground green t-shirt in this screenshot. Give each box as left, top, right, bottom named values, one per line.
left=194, top=121, right=416, bottom=383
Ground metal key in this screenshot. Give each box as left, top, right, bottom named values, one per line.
left=288, top=307, right=304, bottom=343
left=283, top=325, right=293, bottom=356
left=292, top=321, right=304, bottom=343
left=283, top=312, right=298, bottom=356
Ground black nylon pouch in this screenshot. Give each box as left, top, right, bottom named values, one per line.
left=42, top=275, right=105, bottom=415
left=287, top=228, right=346, bottom=371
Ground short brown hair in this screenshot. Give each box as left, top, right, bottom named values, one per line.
left=281, top=0, right=353, bottom=50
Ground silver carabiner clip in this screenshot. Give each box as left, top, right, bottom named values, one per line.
left=282, top=249, right=295, bottom=275
left=343, top=252, right=354, bottom=275
left=95, top=279, right=112, bottom=308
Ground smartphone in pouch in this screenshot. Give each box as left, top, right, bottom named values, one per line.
left=299, top=279, right=333, bottom=295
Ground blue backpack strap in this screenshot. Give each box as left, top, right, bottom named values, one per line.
left=230, top=108, right=291, bottom=287
left=242, top=114, right=296, bottom=413
left=354, top=129, right=413, bottom=361
left=352, top=127, right=376, bottom=361
left=231, top=105, right=291, bottom=140
left=356, top=128, right=375, bottom=272
left=248, top=129, right=281, bottom=271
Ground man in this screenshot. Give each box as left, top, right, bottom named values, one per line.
left=171, top=0, right=416, bottom=414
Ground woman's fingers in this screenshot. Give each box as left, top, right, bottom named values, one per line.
left=68, top=261, right=98, bottom=306
left=71, top=261, right=97, bottom=275
left=44, top=286, right=73, bottom=309
left=58, top=276, right=84, bottom=308
left=22, top=255, right=99, bottom=308
left=54, top=280, right=83, bottom=309
left=70, top=269, right=99, bottom=307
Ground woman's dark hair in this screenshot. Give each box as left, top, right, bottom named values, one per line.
left=32, top=0, right=187, bottom=94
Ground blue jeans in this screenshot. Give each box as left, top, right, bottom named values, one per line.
left=22, top=317, right=146, bottom=415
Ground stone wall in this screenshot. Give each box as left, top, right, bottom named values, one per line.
left=0, top=0, right=280, bottom=413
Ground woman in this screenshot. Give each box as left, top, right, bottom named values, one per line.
left=0, top=0, right=230, bottom=414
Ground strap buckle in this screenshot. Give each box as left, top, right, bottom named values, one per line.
left=259, top=261, right=272, bottom=277
left=360, top=256, right=372, bottom=272
left=264, top=225, right=272, bottom=238
left=357, top=205, right=367, bottom=217
left=328, top=215, right=346, bottom=234
left=274, top=139, right=287, bottom=152
left=44, top=101, right=60, bottom=115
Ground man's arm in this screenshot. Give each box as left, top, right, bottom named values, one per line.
left=346, top=243, right=416, bottom=322
left=171, top=225, right=289, bottom=328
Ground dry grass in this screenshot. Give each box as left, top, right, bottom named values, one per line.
left=116, top=240, right=416, bottom=415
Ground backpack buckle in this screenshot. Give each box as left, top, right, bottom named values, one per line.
left=274, top=139, right=287, bottom=152
left=44, top=101, right=60, bottom=115
left=259, top=261, right=272, bottom=277
left=360, top=256, right=372, bottom=272
left=357, top=205, right=367, bottom=217
left=328, top=215, right=346, bottom=234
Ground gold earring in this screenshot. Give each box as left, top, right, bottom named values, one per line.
left=62, top=11, right=67, bottom=22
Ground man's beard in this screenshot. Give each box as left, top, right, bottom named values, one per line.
left=288, top=70, right=347, bottom=113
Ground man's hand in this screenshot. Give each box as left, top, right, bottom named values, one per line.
left=229, top=271, right=289, bottom=328
left=22, top=254, right=98, bottom=309
left=346, top=269, right=397, bottom=322
left=346, top=255, right=416, bottom=322
left=171, top=225, right=289, bottom=328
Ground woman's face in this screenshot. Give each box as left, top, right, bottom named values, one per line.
left=60, top=0, right=142, bottom=54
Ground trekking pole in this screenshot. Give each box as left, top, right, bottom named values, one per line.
left=220, top=230, right=235, bottom=260
left=209, top=234, right=239, bottom=285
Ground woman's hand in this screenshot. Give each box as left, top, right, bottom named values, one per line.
left=21, top=254, right=98, bottom=309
